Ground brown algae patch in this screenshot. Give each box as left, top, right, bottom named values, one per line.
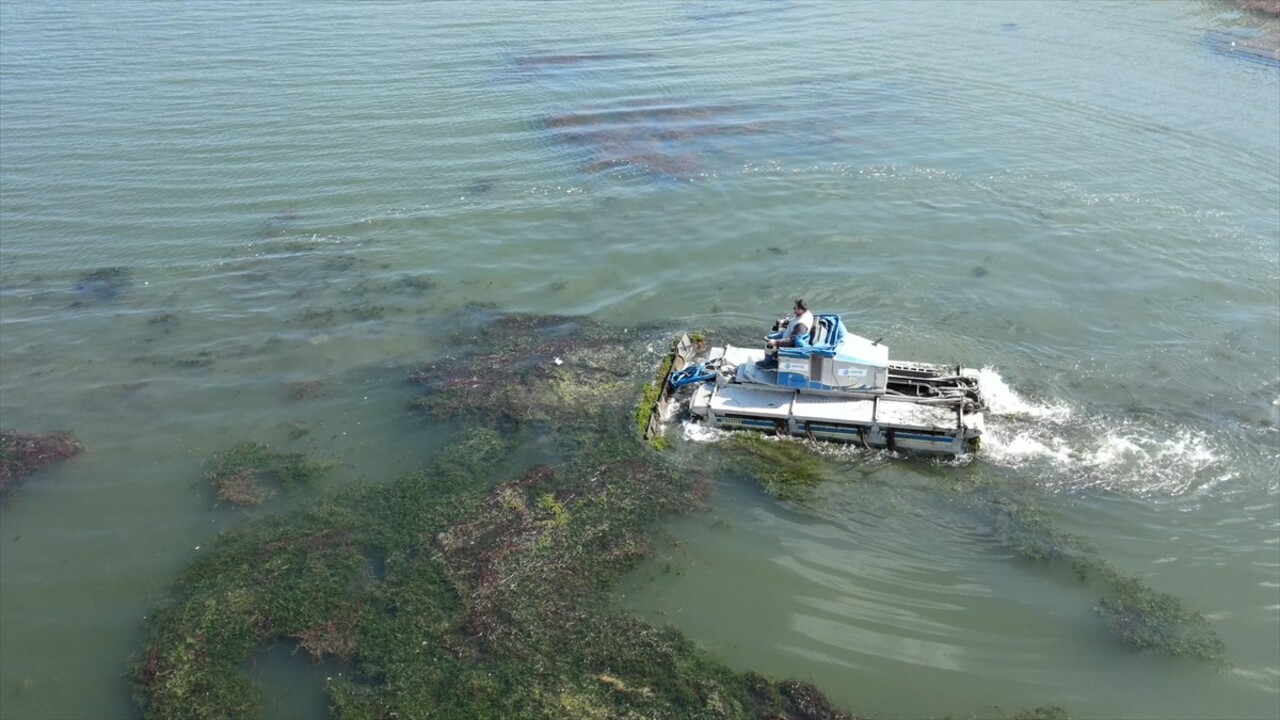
left=0, top=429, right=85, bottom=499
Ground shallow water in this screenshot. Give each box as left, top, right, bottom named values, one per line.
left=1, top=1, right=1277, bottom=718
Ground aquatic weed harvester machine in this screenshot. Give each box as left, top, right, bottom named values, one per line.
left=646, top=314, right=986, bottom=455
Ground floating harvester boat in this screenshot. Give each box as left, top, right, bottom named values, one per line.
left=647, top=314, right=986, bottom=455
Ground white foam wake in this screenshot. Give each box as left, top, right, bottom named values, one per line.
left=975, top=368, right=1235, bottom=496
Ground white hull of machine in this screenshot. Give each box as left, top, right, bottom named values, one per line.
left=687, top=345, right=983, bottom=455
left=650, top=323, right=985, bottom=456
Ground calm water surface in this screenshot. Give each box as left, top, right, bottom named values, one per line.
left=1, top=2, right=1277, bottom=719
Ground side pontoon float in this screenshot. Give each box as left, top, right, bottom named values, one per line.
left=649, top=314, right=985, bottom=455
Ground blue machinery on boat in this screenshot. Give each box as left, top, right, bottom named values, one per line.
left=648, top=315, right=985, bottom=455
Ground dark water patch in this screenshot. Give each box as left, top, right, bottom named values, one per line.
left=538, top=99, right=775, bottom=180
left=1235, top=0, right=1280, bottom=16
left=248, top=644, right=349, bottom=720
left=131, top=349, right=215, bottom=370
left=972, top=265, right=990, bottom=278
left=291, top=306, right=339, bottom=328
left=285, top=378, right=328, bottom=401
left=318, top=254, right=359, bottom=274
left=264, top=210, right=302, bottom=238
left=146, top=312, right=179, bottom=330
left=0, top=429, right=84, bottom=501
left=464, top=177, right=498, bottom=195
left=278, top=420, right=311, bottom=441
left=72, top=267, right=132, bottom=304
left=346, top=302, right=387, bottom=322
left=1205, top=29, right=1280, bottom=67
left=397, top=273, right=436, bottom=294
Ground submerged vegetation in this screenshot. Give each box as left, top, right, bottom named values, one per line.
left=73, top=266, right=133, bottom=302
left=726, top=434, right=1224, bottom=661
left=205, top=442, right=336, bottom=508
left=0, top=429, right=85, bottom=500
left=987, top=500, right=1225, bottom=661
left=134, top=315, right=856, bottom=719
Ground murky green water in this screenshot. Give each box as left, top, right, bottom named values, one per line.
left=1, top=1, right=1276, bottom=718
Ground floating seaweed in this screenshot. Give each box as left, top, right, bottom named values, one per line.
left=205, top=442, right=335, bottom=508
left=264, top=210, right=301, bottom=238
left=726, top=434, right=825, bottom=501
left=0, top=429, right=84, bottom=499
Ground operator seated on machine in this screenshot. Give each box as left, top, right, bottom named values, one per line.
left=756, top=298, right=813, bottom=370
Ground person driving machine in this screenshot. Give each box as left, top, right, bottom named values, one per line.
left=756, top=298, right=813, bottom=370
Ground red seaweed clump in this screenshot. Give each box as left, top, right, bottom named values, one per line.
left=0, top=429, right=84, bottom=499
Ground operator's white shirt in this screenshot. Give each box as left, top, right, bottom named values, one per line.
left=786, top=310, right=814, bottom=339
